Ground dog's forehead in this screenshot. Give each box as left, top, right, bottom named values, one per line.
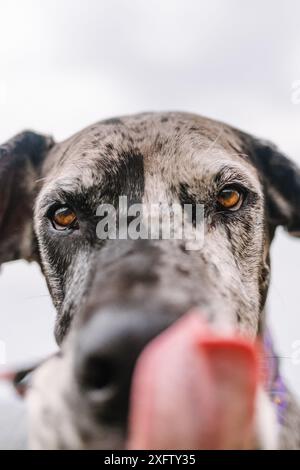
left=42, top=112, right=259, bottom=194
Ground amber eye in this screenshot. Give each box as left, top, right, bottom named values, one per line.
left=51, top=207, right=78, bottom=231
left=217, top=187, right=243, bottom=211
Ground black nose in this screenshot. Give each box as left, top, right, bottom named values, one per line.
left=74, top=307, right=169, bottom=425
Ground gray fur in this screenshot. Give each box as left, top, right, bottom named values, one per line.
left=1, top=112, right=300, bottom=448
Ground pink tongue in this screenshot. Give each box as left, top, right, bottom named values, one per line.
left=127, top=312, right=259, bottom=450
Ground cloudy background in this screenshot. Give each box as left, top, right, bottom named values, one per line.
left=0, top=0, right=300, bottom=446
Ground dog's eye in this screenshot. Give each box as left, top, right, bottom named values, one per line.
left=217, top=187, right=243, bottom=211
left=51, top=207, right=78, bottom=231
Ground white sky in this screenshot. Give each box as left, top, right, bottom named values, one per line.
left=0, top=0, right=300, bottom=399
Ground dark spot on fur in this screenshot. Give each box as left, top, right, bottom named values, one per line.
left=179, top=183, right=194, bottom=205
left=105, top=143, right=114, bottom=152
left=100, top=150, right=145, bottom=206
left=122, top=268, right=159, bottom=289
left=179, top=243, right=191, bottom=254
left=154, top=134, right=163, bottom=152
left=102, top=117, right=123, bottom=125
left=127, top=135, right=134, bottom=146
left=178, top=183, right=199, bottom=227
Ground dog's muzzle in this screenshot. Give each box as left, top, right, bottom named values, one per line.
left=74, top=306, right=171, bottom=427
left=72, top=308, right=268, bottom=449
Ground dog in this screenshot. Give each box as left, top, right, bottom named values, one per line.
left=0, top=112, right=300, bottom=449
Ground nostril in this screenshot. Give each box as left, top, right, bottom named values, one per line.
left=78, top=356, right=116, bottom=391
left=73, top=311, right=173, bottom=426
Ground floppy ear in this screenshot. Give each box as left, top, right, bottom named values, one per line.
left=241, top=134, right=300, bottom=238
left=0, top=131, right=54, bottom=265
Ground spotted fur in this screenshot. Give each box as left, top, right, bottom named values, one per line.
left=1, top=112, right=300, bottom=448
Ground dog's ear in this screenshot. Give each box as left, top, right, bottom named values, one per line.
left=0, top=131, right=54, bottom=265
left=240, top=133, right=300, bottom=238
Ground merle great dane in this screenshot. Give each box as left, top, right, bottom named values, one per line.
left=0, top=112, right=300, bottom=449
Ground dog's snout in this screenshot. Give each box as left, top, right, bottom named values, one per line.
left=74, top=308, right=169, bottom=424
left=76, top=313, right=145, bottom=392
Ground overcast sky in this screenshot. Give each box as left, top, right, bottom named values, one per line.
left=0, top=0, right=300, bottom=397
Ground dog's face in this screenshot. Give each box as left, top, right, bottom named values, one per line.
left=1, top=112, right=299, bottom=448
left=35, top=113, right=268, bottom=342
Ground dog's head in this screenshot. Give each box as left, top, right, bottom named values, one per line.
left=1, top=113, right=299, bottom=448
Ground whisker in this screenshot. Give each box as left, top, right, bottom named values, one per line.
left=35, top=176, right=47, bottom=184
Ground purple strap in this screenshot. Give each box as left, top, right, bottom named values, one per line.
left=263, top=329, right=288, bottom=425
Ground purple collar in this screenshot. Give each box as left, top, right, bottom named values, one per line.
left=263, top=329, right=288, bottom=425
